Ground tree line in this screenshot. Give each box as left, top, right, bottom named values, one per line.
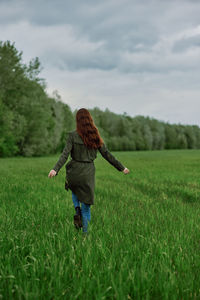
left=90, top=108, right=200, bottom=151
left=0, top=41, right=200, bottom=157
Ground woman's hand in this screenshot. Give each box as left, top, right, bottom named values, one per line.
left=123, top=167, right=130, bottom=175
left=48, top=169, right=57, bottom=178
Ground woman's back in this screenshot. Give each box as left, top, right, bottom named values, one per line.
left=70, top=130, right=97, bottom=162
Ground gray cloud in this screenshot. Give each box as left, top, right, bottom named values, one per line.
left=172, top=34, right=200, bottom=53
left=0, top=0, right=200, bottom=125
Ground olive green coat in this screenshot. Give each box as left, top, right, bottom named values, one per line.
left=53, top=130, right=125, bottom=205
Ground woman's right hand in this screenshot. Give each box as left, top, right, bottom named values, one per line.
left=48, top=169, right=57, bottom=178
left=123, top=167, right=130, bottom=174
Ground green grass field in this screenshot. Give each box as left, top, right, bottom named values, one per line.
left=0, top=150, right=200, bottom=299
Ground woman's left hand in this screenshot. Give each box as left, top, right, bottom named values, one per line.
left=48, top=169, right=57, bottom=178
left=123, top=167, right=130, bottom=174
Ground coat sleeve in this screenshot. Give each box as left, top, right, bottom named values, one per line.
left=53, top=133, right=73, bottom=174
left=98, top=143, right=125, bottom=171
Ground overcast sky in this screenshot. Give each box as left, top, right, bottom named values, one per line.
left=0, top=0, right=200, bottom=125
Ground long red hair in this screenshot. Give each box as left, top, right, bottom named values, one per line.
left=76, top=108, right=104, bottom=149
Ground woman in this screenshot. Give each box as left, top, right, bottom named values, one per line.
left=48, top=108, right=129, bottom=233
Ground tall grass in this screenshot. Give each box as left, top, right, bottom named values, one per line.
left=0, top=150, right=200, bottom=299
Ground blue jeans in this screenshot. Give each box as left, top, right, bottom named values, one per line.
left=72, top=192, right=91, bottom=233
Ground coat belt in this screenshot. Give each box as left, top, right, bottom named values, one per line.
left=72, top=159, right=93, bottom=163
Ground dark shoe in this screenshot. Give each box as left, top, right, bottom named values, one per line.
left=75, top=206, right=81, bottom=216
left=74, top=214, right=82, bottom=229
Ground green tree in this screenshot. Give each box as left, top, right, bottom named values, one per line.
left=0, top=41, right=74, bottom=157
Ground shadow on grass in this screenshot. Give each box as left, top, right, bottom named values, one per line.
left=132, top=180, right=199, bottom=204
